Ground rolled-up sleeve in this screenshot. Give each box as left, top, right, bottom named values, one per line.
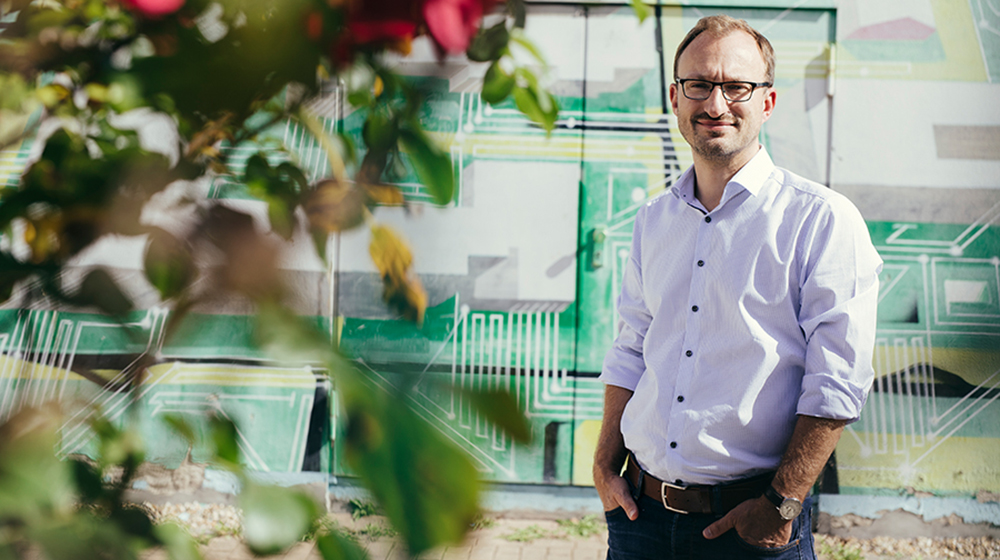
left=797, top=195, right=883, bottom=422
left=599, top=207, right=652, bottom=391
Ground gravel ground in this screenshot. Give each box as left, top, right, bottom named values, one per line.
left=815, top=534, right=1000, bottom=559
left=143, top=502, right=1000, bottom=559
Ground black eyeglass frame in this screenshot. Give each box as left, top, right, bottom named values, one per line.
left=674, top=79, right=773, bottom=102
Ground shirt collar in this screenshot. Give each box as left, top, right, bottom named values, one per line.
left=729, top=146, right=774, bottom=197
left=670, top=146, right=775, bottom=202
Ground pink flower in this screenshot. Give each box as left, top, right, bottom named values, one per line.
left=423, top=0, right=496, bottom=54
left=121, top=0, right=185, bottom=17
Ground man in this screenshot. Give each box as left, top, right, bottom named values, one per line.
left=593, top=15, right=882, bottom=560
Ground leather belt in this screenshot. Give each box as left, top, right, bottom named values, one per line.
left=624, top=454, right=774, bottom=515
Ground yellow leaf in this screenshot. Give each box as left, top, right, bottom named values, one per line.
left=369, top=224, right=426, bottom=324
left=363, top=182, right=405, bottom=206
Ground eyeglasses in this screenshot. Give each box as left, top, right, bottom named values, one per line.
left=675, top=79, right=772, bottom=103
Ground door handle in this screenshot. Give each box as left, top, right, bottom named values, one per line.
left=591, top=226, right=607, bottom=269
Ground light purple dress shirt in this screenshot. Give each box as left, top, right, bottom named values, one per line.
left=599, top=148, right=882, bottom=486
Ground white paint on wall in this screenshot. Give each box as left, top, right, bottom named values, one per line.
left=338, top=160, right=580, bottom=303
left=832, top=79, right=1000, bottom=188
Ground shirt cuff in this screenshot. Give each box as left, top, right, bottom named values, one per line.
left=797, top=372, right=871, bottom=423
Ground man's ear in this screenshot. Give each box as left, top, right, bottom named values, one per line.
left=669, top=82, right=679, bottom=114
left=761, top=87, right=777, bottom=122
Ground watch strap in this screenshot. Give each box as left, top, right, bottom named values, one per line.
left=762, top=484, right=784, bottom=507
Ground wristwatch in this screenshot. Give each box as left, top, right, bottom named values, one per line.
left=763, top=484, right=803, bottom=521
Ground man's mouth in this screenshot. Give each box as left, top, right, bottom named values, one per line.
left=694, top=117, right=737, bottom=130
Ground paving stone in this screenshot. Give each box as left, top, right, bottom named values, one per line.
left=468, top=544, right=498, bottom=560
left=572, top=547, right=604, bottom=560
left=442, top=545, right=473, bottom=560
left=201, top=536, right=243, bottom=555
left=281, top=542, right=318, bottom=560
left=493, top=543, right=521, bottom=560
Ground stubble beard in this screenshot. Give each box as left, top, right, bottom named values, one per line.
left=682, top=113, right=752, bottom=163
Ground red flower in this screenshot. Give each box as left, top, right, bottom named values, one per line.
left=350, top=20, right=418, bottom=44
left=329, top=0, right=420, bottom=66
left=121, top=0, right=185, bottom=17
left=423, top=0, right=497, bottom=54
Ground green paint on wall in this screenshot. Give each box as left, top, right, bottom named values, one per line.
left=841, top=35, right=946, bottom=64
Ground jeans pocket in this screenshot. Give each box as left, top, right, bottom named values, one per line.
left=730, top=531, right=801, bottom=557
left=604, top=506, right=626, bottom=520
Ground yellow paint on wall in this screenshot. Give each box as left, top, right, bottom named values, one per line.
left=0, top=356, right=314, bottom=388
left=660, top=6, right=686, bottom=82
left=573, top=419, right=601, bottom=486
left=873, top=347, right=1000, bottom=387
left=837, top=430, right=1000, bottom=493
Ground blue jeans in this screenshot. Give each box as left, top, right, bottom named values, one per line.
left=605, top=494, right=816, bottom=560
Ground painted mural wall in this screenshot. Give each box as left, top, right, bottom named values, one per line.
left=1, top=0, right=999, bottom=510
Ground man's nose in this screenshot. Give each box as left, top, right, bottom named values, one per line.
left=703, top=85, right=729, bottom=118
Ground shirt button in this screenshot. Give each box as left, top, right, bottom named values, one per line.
left=697, top=260, right=704, bottom=267
left=691, top=305, right=699, bottom=312
left=685, top=350, right=693, bottom=357
left=670, top=442, right=677, bottom=449
left=705, top=216, right=712, bottom=223
left=677, top=395, right=684, bottom=403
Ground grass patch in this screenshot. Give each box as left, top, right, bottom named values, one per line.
left=557, top=516, right=602, bottom=538
left=503, top=525, right=558, bottom=542
left=470, top=515, right=496, bottom=531
left=502, top=515, right=605, bottom=543
left=354, top=522, right=397, bottom=540
left=348, top=499, right=381, bottom=520
left=817, top=538, right=864, bottom=560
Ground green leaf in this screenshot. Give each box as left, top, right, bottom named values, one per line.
left=311, top=228, right=329, bottom=265
left=509, top=32, right=548, bottom=66
left=363, top=112, right=397, bottom=153
left=111, top=507, right=156, bottom=539
left=467, top=21, right=510, bottom=62
left=162, top=414, right=196, bottom=446
left=153, top=523, right=203, bottom=560
left=70, top=458, right=104, bottom=504
left=241, top=484, right=320, bottom=556
left=267, top=196, right=296, bottom=240
left=96, top=423, right=145, bottom=470
left=0, top=408, right=77, bottom=523
left=482, top=60, right=516, bottom=105
left=76, top=268, right=134, bottom=317
left=144, top=229, right=195, bottom=301
left=0, top=252, right=33, bottom=303
left=347, top=90, right=373, bottom=107
left=451, top=385, right=531, bottom=444
left=507, top=0, right=527, bottom=28
left=316, top=530, right=369, bottom=560
left=340, top=375, right=481, bottom=555
left=242, top=156, right=307, bottom=240
left=397, top=128, right=454, bottom=206
left=209, top=415, right=241, bottom=469
left=31, top=517, right=137, bottom=560
left=630, top=0, right=651, bottom=23
left=512, top=85, right=559, bottom=133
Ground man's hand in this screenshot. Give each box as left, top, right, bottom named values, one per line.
left=593, top=385, right=638, bottom=520
left=593, top=467, right=638, bottom=520
left=702, top=496, right=792, bottom=547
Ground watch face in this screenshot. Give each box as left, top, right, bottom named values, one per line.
left=779, top=499, right=802, bottom=520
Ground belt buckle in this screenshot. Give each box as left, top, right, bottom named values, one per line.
left=660, top=479, right=689, bottom=514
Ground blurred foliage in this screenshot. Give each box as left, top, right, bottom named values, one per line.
left=0, top=406, right=201, bottom=560
left=0, top=0, right=542, bottom=558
